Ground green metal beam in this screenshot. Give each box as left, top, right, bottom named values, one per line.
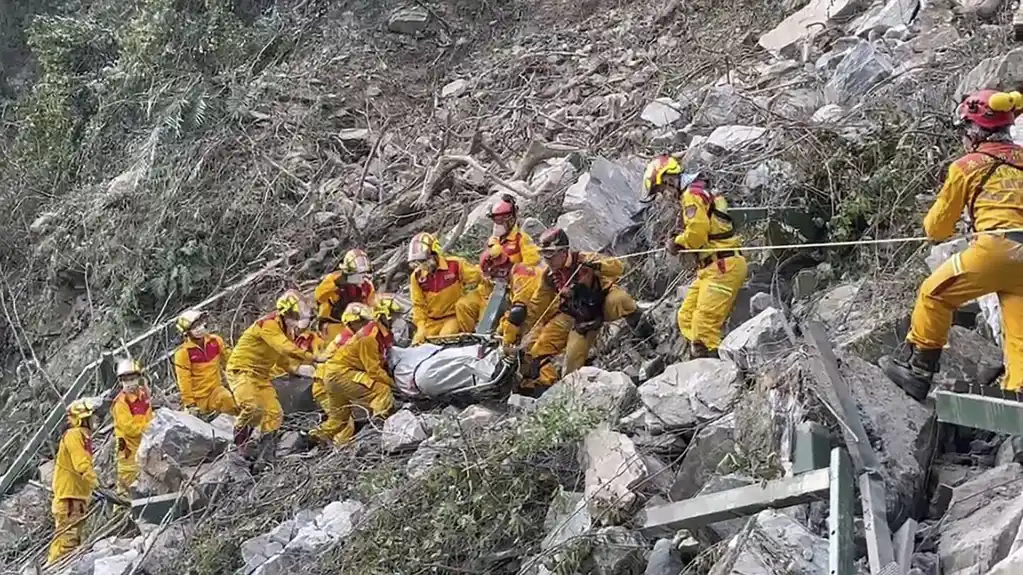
left=860, top=472, right=897, bottom=574
left=829, top=448, right=855, bottom=575
left=638, top=466, right=831, bottom=539
left=475, top=279, right=509, bottom=335
left=794, top=421, right=832, bottom=476
left=935, top=391, right=1023, bottom=436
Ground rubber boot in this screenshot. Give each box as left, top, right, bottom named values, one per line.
left=234, top=426, right=256, bottom=460
left=293, top=431, right=323, bottom=453
left=885, top=345, right=940, bottom=403
left=625, top=311, right=655, bottom=341
left=690, top=341, right=719, bottom=359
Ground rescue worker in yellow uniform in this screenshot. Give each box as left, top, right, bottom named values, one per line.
left=521, top=228, right=653, bottom=391
left=172, top=310, right=238, bottom=417
left=111, top=359, right=154, bottom=495
left=486, top=194, right=541, bottom=267
left=644, top=155, right=748, bottom=358
left=314, top=249, right=377, bottom=341
left=407, top=232, right=482, bottom=344
left=886, top=89, right=1023, bottom=401
left=302, top=297, right=401, bottom=446
left=458, top=243, right=543, bottom=339
left=47, top=399, right=100, bottom=565
left=226, top=290, right=316, bottom=459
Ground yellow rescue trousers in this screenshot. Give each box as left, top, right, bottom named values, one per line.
left=322, top=321, right=347, bottom=344
left=195, top=386, right=238, bottom=416
left=414, top=314, right=464, bottom=344
left=227, top=370, right=283, bottom=433
left=526, top=286, right=637, bottom=387
left=310, top=372, right=394, bottom=445
left=115, top=447, right=139, bottom=496
left=47, top=498, right=88, bottom=565
left=908, top=234, right=1023, bottom=391
left=677, top=255, right=748, bottom=350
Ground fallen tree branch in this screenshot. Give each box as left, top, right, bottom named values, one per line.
left=415, top=155, right=525, bottom=208
left=512, top=139, right=581, bottom=182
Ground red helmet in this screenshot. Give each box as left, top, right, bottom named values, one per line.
left=957, top=90, right=1023, bottom=130
left=538, top=228, right=570, bottom=253
left=489, top=195, right=517, bottom=220
left=479, top=244, right=512, bottom=278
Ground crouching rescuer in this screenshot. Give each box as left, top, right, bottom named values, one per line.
left=173, top=310, right=238, bottom=417
left=47, top=399, right=100, bottom=565
left=461, top=243, right=541, bottom=336
left=227, top=290, right=316, bottom=459
left=407, top=232, right=481, bottom=344
left=521, top=228, right=652, bottom=390
left=885, top=89, right=1023, bottom=401
left=645, top=155, right=748, bottom=359
left=300, top=296, right=401, bottom=447
left=111, top=359, right=153, bottom=495
left=314, top=248, right=376, bottom=342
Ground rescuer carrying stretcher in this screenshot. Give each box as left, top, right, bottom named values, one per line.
left=644, top=155, right=748, bottom=359
left=885, top=89, right=1023, bottom=401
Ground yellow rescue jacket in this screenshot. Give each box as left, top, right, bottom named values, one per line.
left=529, top=252, right=624, bottom=326
left=173, top=334, right=230, bottom=407
left=52, top=425, right=98, bottom=504
left=322, top=322, right=394, bottom=388
left=314, top=273, right=376, bottom=321
left=227, top=312, right=315, bottom=379
left=112, top=388, right=154, bottom=456
left=926, top=141, right=1023, bottom=240
left=409, top=255, right=481, bottom=328
left=673, top=180, right=742, bottom=254
left=487, top=225, right=541, bottom=267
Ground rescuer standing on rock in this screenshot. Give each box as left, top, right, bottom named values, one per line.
left=645, top=155, right=748, bottom=359
left=459, top=243, right=542, bottom=339
left=111, top=359, right=154, bottom=496
left=886, top=89, right=1023, bottom=402
left=315, top=248, right=377, bottom=341
left=173, top=310, right=238, bottom=417
left=47, top=399, right=100, bottom=565
left=407, top=232, right=481, bottom=344
left=520, top=228, right=653, bottom=391
left=486, top=194, right=541, bottom=267
left=227, top=290, right=316, bottom=460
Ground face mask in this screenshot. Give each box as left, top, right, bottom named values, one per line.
left=190, top=324, right=208, bottom=338
left=493, top=223, right=508, bottom=237
left=121, top=378, right=141, bottom=393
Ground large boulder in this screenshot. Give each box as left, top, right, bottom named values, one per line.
left=708, top=509, right=829, bottom=574
left=538, top=367, right=639, bottom=420
left=941, top=326, right=1004, bottom=385
left=670, top=414, right=736, bottom=500
left=758, top=0, right=863, bottom=57
left=387, top=7, right=429, bottom=35
left=938, top=464, right=1023, bottom=574
left=719, top=308, right=792, bottom=369
left=645, top=539, right=685, bottom=575
left=589, top=527, right=647, bottom=575
left=556, top=157, right=645, bottom=251
left=692, top=84, right=757, bottom=127
left=240, top=499, right=365, bottom=574
left=188, top=451, right=253, bottom=503
left=836, top=354, right=936, bottom=526
left=705, top=125, right=767, bottom=153
left=957, top=47, right=1023, bottom=101
left=632, top=359, right=742, bottom=432
left=824, top=39, right=893, bottom=105
left=381, top=409, right=428, bottom=453
left=136, top=409, right=231, bottom=495
left=580, top=424, right=650, bottom=525
left=641, top=97, right=685, bottom=127
left=541, top=489, right=592, bottom=552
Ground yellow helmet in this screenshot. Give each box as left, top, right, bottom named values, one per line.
left=176, top=310, right=205, bottom=334
left=643, top=154, right=683, bottom=194
left=116, top=358, right=143, bottom=378
left=66, top=398, right=97, bottom=425
left=407, top=232, right=441, bottom=264
left=373, top=293, right=405, bottom=320
left=341, top=302, right=375, bottom=324
left=276, top=290, right=303, bottom=316
left=340, top=249, right=372, bottom=274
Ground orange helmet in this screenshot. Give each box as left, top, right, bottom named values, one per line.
left=957, top=90, right=1023, bottom=130
left=480, top=244, right=512, bottom=278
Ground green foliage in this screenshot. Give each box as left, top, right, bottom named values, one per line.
left=324, top=400, right=603, bottom=575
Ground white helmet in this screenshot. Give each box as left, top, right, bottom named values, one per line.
left=176, top=310, right=204, bottom=334
left=116, top=358, right=143, bottom=378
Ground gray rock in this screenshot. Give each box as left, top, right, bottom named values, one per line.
left=581, top=424, right=649, bottom=525
left=441, top=79, right=469, bottom=98
left=138, top=524, right=187, bottom=574
left=538, top=366, right=639, bottom=420
left=990, top=546, right=1023, bottom=574
left=557, top=157, right=645, bottom=251
left=541, top=488, right=592, bottom=551
left=754, top=60, right=803, bottom=87
left=589, top=527, right=647, bottom=575
left=457, top=405, right=501, bottom=434
left=840, top=354, right=936, bottom=525
left=337, top=128, right=370, bottom=143
left=940, top=326, right=1004, bottom=385
left=705, top=125, right=767, bottom=153
left=998, top=437, right=1023, bottom=466
left=520, top=217, right=548, bottom=240
left=758, top=0, right=863, bottom=57
left=192, top=451, right=251, bottom=500
left=792, top=268, right=818, bottom=301
left=70, top=538, right=136, bottom=575
left=641, top=97, right=684, bottom=127
left=649, top=127, right=684, bottom=149
left=695, top=474, right=757, bottom=543
left=814, top=36, right=864, bottom=72
left=507, top=393, right=537, bottom=414
left=136, top=409, right=232, bottom=495
left=29, top=212, right=57, bottom=234
left=938, top=464, right=1023, bottom=574
left=743, top=159, right=796, bottom=193
left=851, top=0, right=920, bottom=37
left=529, top=158, right=577, bottom=195
left=824, top=39, right=893, bottom=105
left=240, top=500, right=364, bottom=573
left=645, top=538, right=685, bottom=575
left=956, top=0, right=1006, bottom=19
left=670, top=414, right=736, bottom=500
left=693, top=84, right=756, bottom=127
left=272, top=374, right=318, bottom=414
left=770, top=88, right=823, bottom=121
left=0, top=515, right=26, bottom=553
left=957, top=47, right=1023, bottom=101
left=810, top=103, right=847, bottom=124
left=38, top=459, right=55, bottom=484
left=92, top=549, right=139, bottom=575
left=719, top=308, right=792, bottom=369
left=749, top=292, right=774, bottom=316
left=388, top=7, right=429, bottom=35
left=636, top=359, right=742, bottom=432
left=709, top=509, right=829, bottom=574
left=381, top=409, right=428, bottom=453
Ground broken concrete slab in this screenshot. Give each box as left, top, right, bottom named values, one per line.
left=538, top=366, right=639, bottom=420
left=381, top=409, right=428, bottom=453
left=938, top=464, right=1023, bottom=574
left=635, top=359, right=741, bottom=432
left=758, top=0, right=864, bottom=57
left=581, top=424, right=649, bottom=525
left=670, top=414, right=736, bottom=501
left=719, top=307, right=792, bottom=369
